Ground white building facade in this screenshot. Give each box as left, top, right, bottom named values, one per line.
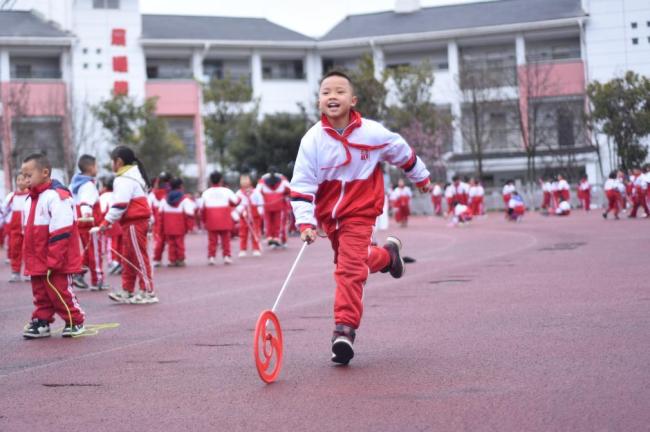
left=0, top=0, right=649, bottom=192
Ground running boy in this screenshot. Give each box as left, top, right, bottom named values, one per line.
left=70, top=154, right=106, bottom=290
left=21, top=153, right=85, bottom=338
left=290, top=71, right=431, bottom=365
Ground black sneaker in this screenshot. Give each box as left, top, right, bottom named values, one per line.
left=23, top=319, right=51, bottom=339
left=62, top=324, right=85, bottom=338
left=331, top=324, right=356, bottom=365
left=72, top=274, right=89, bottom=289
left=602, top=212, right=607, bottom=219
left=381, top=236, right=405, bottom=279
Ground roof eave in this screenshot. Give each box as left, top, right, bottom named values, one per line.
left=318, top=17, right=583, bottom=49
left=140, top=38, right=316, bottom=49
left=0, top=36, right=74, bottom=46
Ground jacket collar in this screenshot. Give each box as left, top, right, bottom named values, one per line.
left=29, top=180, right=52, bottom=198
left=320, top=110, right=363, bottom=169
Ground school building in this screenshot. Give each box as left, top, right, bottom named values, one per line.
left=0, top=0, right=649, bottom=191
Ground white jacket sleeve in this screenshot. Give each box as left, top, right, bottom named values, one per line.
left=105, top=177, right=131, bottom=224
left=290, top=137, right=318, bottom=227
left=378, top=124, right=430, bottom=186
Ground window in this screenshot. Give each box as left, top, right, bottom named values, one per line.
left=262, top=59, right=305, bottom=80
left=83, top=63, right=89, bottom=69
left=632, top=38, right=639, bottom=45
left=82, top=48, right=88, bottom=54
left=557, top=106, right=575, bottom=147
left=203, top=58, right=251, bottom=82
left=97, top=63, right=102, bottom=69
left=93, top=0, right=119, bottom=9
left=96, top=48, right=102, bottom=54
left=12, top=120, right=64, bottom=169
left=631, top=22, right=637, bottom=29
left=166, top=118, right=196, bottom=161
left=146, top=58, right=192, bottom=79
left=526, top=37, right=581, bottom=62
left=460, top=44, right=516, bottom=89
left=10, top=56, right=61, bottom=79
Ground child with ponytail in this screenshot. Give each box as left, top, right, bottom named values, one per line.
left=94, top=146, right=157, bottom=304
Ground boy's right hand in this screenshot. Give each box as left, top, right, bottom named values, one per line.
left=299, top=226, right=317, bottom=244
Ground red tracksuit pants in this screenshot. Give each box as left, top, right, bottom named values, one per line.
left=122, top=220, right=154, bottom=294
left=79, top=227, right=104, bottom=286
left=31, top=273, right=85, bottom=325
left=541, top=192, right=551, bottom=209
left=470, top=198, right=483, bottom=216
left=239, top=217, right=261, bottom=251
left=208, top=230, right=231, bottom=258
left=580, top=193, right=591, bottom=211
left=153, top=221, right=166, bottom=262
left=166, top=234, right=186, bottom=262
left=326, top=220, right=391, bottom=329
left=630, top=190, right=650, bottom=217
left=9, top=231, right=23, bottom=273
left=265, top=210, right=282, bottom=240
left=605, top=191, right=620, bottom=215
left=432, top=196, right=442, bottom=215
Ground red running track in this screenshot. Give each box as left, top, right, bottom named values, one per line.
left=0, top=212, right=648, bottom=431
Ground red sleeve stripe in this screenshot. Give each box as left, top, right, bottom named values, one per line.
left=290, top=191, right=314, bottom=203
left=400, top=150, right=417, bottom=172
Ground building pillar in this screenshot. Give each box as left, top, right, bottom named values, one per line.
left=305, top=51, right=322, bottom=109
left=192, top=48, right=204, bottom=82
left=515, top=34, right=526, bottom=66
left=0, top=49, right=12, bottom=192
left=250, top=50, right=263, bottom=100
left=447, top=40, right=464, bottom=154
left=0, top=49, right=9, bottom=81
left=371, top=42, right=384, bottom=80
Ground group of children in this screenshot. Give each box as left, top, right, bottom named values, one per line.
left=602, top=166, right=650, bottom=220
left=147, top=169, right=293, bottom=268
left=6, top=66, right=645, bottom=374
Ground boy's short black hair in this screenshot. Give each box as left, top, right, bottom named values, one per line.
left=320, top=70, right=354, bottom=91
left=77, top=154, right=96, bottom=173
left=23, top=153, right=51, bottom=172
left=451, top=175, right=459, bottom=182
left=210, top=171, right=222, bottom=185
left=170, top=178, right=183, bottom=190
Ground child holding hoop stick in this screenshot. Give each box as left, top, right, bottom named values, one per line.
left=95, top=146, right=156, bottom=305
left=290, top=71, right=431, bottom=365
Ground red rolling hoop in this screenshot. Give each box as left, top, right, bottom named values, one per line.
left=253, top=309, right=283, bottom=383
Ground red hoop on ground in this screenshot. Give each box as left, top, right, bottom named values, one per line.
left=253, top=310, right=283, bottom=383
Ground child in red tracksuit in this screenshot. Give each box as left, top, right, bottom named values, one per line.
left=150, top=172, right=171, bottom=267
left=291, top=71, right=431, bottom=365
left=236, top=174, right=264, bottom=257
left=96, top=146, right=156, bottom=305
left=70, top=155, right=106, bottom=290
left=6, top=173, right=29, bottom=283
left=159, top=178, right=195, bottom=267
left=257, top=170, right=290, bottom=247
left=20, top=153, right=86, bottom=338
left=201, top=171, right=240, bottom=265
left=389, top=179, right=412, bottom=227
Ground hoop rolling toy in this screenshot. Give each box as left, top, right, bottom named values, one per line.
left=253, top=242, right=308, bottom=383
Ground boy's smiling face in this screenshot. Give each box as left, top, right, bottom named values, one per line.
left=318, top=75, right=357, bottom=128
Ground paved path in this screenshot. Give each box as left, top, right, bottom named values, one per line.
left=1, top=212, right=648, bottom=431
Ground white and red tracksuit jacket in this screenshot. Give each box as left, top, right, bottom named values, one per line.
left=102, top=165, right=151, bottom=226
left=201, top=186, right=240, bottom=231
left=4, top=191, right=28, bottom=235
left=236, top=187, right=264, bottom=219
left=71, top=176, right=101, bottom=228
left=159, top=192, right=196, bottom=236
left=389, top=186, right=412, bottom=207
left=290, top=111, right=430, bottom=230
left=22, top=180, right=82, bottom=276
left=557, top=179, right=570, bottom=200
left=257, top=174, right=290, bottom=212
